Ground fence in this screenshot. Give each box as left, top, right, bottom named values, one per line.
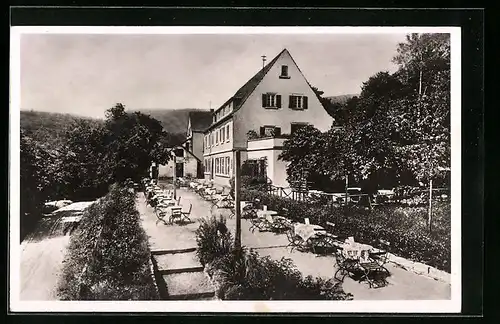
left=266, top=185, right=450, bottom=206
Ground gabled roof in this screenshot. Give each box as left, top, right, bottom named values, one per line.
left=188, top=110, right=213, bottom=132
left=205, top=49, right=286, bottom=131
left=231, top=49, right=285, bottom=109
left=165, top=145, right=202, bottom=162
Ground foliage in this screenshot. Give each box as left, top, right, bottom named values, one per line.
left=20, top=131, right=65, bottom=240
left=195, top=215, right=233, bottom=266
left=246, top=130, right=258, bottom=140
left=205, top=246, right=352, bottom=300
left=20, top=110, right=102, bottom=149
left=241, top=189, right=450, bottom=272
left=280, top=33, right=451, bottom=192
left=58, top=183, right=158, bottom=300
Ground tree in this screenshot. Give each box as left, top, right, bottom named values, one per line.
left=103, top=103, right=170, bottom=183
left=279, top=125, right=330, bottom=189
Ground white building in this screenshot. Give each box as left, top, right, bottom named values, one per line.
left=202, top=48, right=333, bottom=188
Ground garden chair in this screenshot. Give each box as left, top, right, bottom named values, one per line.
left=333, top=247, right=359, bottom=282
left=249, top=217, right=272, bottom=233
left=285, top=228, right=306, bottom=252
left=369, top=239, right=391, bottom=270
left=357, top=249, right=390, bottom=288
left=181, top=203, right=192, bottom=223
left=270, top=217, right=292, bottom=233
left=242, top=199, right=261, bottom=219
left=168, top=207, right=184, bottom=224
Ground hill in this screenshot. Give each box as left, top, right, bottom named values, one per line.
left=20, top=110, right=102, bottom=148
left=325, top=94, right=358, bottom=105
left=136, top=108, right=210, bottom=144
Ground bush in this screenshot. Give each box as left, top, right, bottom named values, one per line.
left=58, top=183, right=158, bottom=300
left=195, top=215, right=233, bottom=266
left=241, top=189, right=451, bottom=272
left=207, top=247, right=352, bottom=300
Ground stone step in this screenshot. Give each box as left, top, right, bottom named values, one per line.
left=151, top=247, right=197, bottom=256
left=163, top=271, right=215, bottom=300
left=153, top=250, right=203, bottom=275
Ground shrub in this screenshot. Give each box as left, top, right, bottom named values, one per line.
left=195, top=215, right=233, bottom=266
left=207, top=247, right=352, bottom=300
left=58, top=183, right=158, bottom=300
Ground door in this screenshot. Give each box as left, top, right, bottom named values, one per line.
left=175, top=162, right=184, bottom=178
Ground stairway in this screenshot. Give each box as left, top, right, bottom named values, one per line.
left=151, top=248, right=216, bottom=300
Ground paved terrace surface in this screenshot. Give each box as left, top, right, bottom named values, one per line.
left=138, top=187, right=451, bottom=300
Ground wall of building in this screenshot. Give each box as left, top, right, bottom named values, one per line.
left=157, top=151, right=199, bottom=179
left=247, top=137, right=290, bottom=188
left=191, top=131, right=204, bottom=160
left=233, top=50, right=333, bottom=148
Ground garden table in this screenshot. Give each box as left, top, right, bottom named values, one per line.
left=294, top=224, right=327, bottom=242
left=334, top=241, right=390, bottom=288
left=256, top=210, right=278, bottom=219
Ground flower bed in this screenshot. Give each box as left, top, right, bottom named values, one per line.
left=195, top=215, right=353, bottom=300
left=57, top=183, right=158, bottom=300
left=241, top=189, right=451, bottom=272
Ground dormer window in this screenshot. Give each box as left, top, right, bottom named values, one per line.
left=280, top=65, right=290, bottom=79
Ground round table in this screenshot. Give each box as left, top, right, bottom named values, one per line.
left=257, top=210, right=278, bottom=219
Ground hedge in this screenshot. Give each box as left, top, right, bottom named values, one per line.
left=196, top=215, right=353, bottom=300
left=58, top=183, right=158, bottom=300
left=241, top=189, right=451, bottom=272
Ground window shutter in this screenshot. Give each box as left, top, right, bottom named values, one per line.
left=260, top=126, right=265, bottom=136
left=276, top=95, right=281, bottom=108
left=288, top=95, right=293, bottom=108
left=303, top=96, right=308, bottom=109
left=262, top=94, right=266, bottom=107
left=274, top=127, right=281, bottom=136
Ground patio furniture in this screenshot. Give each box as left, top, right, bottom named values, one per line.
left=242, top=199, right=261, bottom=219
left=180, top=204, right=192, bottom=223
left=369, top=239, right=391, bottom=269
left=286, top=228, right=306, bottom=252
left=334, top=241, right=390, bottom=288
left=249, top=210, right=278, bottom=233
left=168, top=206, right=184, bottom=224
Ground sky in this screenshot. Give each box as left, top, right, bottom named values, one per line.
left=19, top=32, right=407, bottom=118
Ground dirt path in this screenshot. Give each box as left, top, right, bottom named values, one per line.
left=20, top=202, right=94, bottom=300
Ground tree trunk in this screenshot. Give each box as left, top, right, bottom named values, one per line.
left=428, top=178, right=433, bottom=232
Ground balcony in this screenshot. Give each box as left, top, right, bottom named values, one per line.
left=247, top=136, right=288, bottom=150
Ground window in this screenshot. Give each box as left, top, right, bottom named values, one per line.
left=260, top=126, right=281, bottom=137
left=221, top=127, right=225, bottom=142
left=216, top=158, right=219, bottom=174
left=216, top=130, right=219, bottom=144
left=226, top=124, right=230, bottom=142
left=291, top=123, right=308, bottom=135
left=174, top=148, right=184, bottom=157
left=289, top=95, right=308, bottom=110
left=280, top=65, right=289, bottom=78
left=226, top=157, right=230, bottom=175
left=262, top=93, right=281, bottom=109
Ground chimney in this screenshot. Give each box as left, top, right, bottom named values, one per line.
left=210, top=108, right=214, bottom=113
